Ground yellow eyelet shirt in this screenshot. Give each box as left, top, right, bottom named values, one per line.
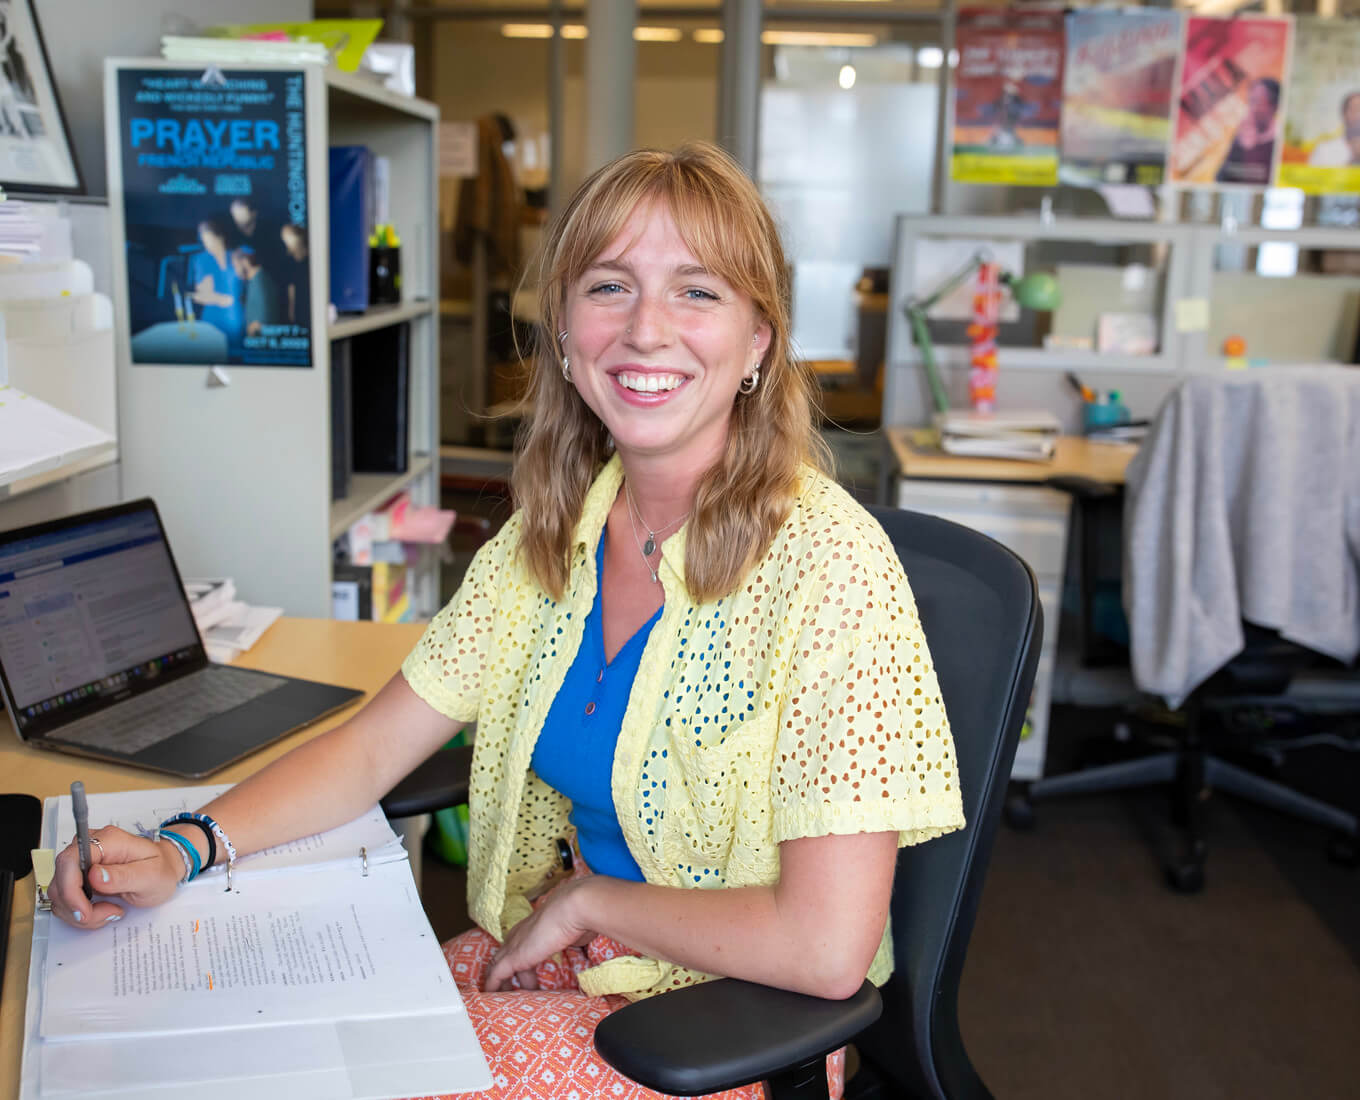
left=402, top=455, right=965, bottom=1000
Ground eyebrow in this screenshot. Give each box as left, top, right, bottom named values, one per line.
left=585, top=259, right=715, bottom=279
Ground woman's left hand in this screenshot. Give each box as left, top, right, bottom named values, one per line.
left=484, top=874, right=598, bottom=992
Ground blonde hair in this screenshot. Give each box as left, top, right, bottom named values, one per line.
left=512, top=142, right=829, bottom=603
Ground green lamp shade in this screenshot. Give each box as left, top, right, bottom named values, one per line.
left=1004, top=271, right=1062, bottom=312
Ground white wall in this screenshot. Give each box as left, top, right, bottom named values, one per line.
left=34, top=0, right=313, bottom=197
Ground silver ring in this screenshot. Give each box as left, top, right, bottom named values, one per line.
left=90, top=837, right=104, bottom=854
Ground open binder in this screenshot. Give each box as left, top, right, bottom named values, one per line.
left=20, top=785, right=491, bottom=1099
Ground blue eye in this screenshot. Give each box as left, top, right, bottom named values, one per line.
left=590, top=282, right=625, bottom=295
left=686, top=288, right=719, bottom=301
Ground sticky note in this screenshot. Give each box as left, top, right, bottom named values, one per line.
left=1174, top=298, right=1210, bottom=332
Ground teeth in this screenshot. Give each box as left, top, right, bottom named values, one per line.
left=617, top=372, right=683, bottom=393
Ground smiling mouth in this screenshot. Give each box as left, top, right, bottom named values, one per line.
left=613, top=371, right=686, bottom=394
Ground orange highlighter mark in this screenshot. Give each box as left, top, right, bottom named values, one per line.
left=207, top=973, right=213, bottom=990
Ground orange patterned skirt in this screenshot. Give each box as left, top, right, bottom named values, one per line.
left=407, top=888, right=846, bottom=1099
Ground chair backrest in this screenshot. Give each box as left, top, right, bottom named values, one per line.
left=854, top=506, right=1041, bottom=1100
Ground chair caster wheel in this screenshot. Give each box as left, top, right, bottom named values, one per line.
left=1326, top=833, right=1358, bottom=868
left=1165, top=861, right=1205, bottom=893
left=1003, top=791, right=1036, bottom=831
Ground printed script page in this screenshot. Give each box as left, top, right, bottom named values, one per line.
left=40, top=861, right=459, bottom=1039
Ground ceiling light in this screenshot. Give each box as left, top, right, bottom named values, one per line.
left=917, top=46, right=944, bottom=69
left=694, top=28, right=724, bottom=44
left=561, top=24, right=588, bottom=39
left=634, top=26, right=683, bottom=42
left=838, top=64, right=857, bottom=89
left=501, top=24, right=554, bottom=38
left=761, top=30, right=877, bottom=47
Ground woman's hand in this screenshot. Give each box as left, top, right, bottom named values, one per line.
left=483, top=875, right=598, bottom=992
left=50, top=826, right=184, bottom=930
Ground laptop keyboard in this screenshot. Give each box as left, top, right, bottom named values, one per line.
left=51, top=666, right=288, bottom=756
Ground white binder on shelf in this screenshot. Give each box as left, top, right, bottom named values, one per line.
left=21, top=785, right=492, bottom=1100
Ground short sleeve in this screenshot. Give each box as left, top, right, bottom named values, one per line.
left=770, top=526, right=966, bottom=848
left=401, top=519, right=518, bottom=722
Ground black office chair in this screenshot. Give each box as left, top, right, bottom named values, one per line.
left=383, top=505, right=1042, bottom=1099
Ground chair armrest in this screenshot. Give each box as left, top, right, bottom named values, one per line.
left=380, top=744, right=474, bottom=818
left=593, top=977, right=882, bottom=1097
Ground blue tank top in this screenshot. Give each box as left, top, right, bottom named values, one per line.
left=530, top=533, right=660, bottom=881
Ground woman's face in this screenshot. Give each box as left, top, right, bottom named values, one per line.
left=562, top=201, right=771, bottom=476
left=1249, top=83, right=1276, bottom=129
left=199, top=225, right=224, bottom=254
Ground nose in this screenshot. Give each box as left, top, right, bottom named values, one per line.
left=625, top=291, right=671, bottom=350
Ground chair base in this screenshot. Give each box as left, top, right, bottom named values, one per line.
left=1009, top=745, right=1359, bottom=892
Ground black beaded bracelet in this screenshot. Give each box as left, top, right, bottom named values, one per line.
left=160, top=815, right=216, bottom=871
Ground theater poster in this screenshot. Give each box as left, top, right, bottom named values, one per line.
left=951, top=8, right=1065, bottom=187
left=1279, top=18, right=1360, bottom=195
left=1168, top=16, right=1292, bottom=189
left=1060, top=10, right=1181, bottom=187
left=116, top=68, right=313, bottom=367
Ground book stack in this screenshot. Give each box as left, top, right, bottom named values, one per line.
left=934, top=409, right=1062, bottom=462
left=161, top=35, right=329, bottom=65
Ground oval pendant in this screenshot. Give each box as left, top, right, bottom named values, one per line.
left=643, top=536, right=656, bottom=556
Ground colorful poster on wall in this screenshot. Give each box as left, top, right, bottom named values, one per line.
left=1168, top=16, right=1292, bottom=189
left=116, top=68, right=312, bottom=368
left=1279, top=18, right=1360, bottom=194
left=951, top=8, right=1065, bottom=187
left=1060, top=10, right=1181, bottom=187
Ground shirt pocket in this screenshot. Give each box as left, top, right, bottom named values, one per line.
left=662, top=708, right=777, bottom=867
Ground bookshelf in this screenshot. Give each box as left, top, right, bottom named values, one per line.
left=105, top=61, right=440, bottom=619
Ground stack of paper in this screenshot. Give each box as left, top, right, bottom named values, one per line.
left=0, top=385, right=115, bottom=489
left=161, top=34, right=329, bottom=65
left=21, top=784, right=492, bottom=1099
left=0, top=193, right=43, bottom=258
left=935, top=409, right=1062, bottom=462
left=184, top=577, right=238, bottom=630
left=184, top=576, right=283, bottom=661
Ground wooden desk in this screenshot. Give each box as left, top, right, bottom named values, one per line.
left=885, top=426, right=1137, bottom=485
left=885, top=426, right=1138, bottom=781
left=1, top=618, right=424, bottom=1100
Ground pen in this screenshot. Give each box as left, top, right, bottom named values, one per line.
left=71, top=780, right=93, bottom=901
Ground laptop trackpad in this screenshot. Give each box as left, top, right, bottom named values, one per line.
left=127, top=681, right=355, bottom=778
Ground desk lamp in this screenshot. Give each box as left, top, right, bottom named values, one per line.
left=903, top=252, right=1061, bottom=413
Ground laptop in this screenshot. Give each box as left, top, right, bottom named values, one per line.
left=0, top=499, right=363, bottom=778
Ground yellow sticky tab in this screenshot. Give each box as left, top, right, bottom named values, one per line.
left=1174, top=298, right=1210, bottom=333
left=32, top=848, right=55, bottom=911
left=32, top=849, right=55, bottom=888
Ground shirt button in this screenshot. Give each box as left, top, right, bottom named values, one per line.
left=584, top=701, right=596, bottom=716
left=597, top=669, right=604, bottom=683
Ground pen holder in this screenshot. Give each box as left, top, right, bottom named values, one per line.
left=369, top=246, right=401, bottom=306
left=1084, top=402, right=1130, bottom=433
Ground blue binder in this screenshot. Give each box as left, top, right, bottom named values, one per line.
left=329, top=146, right=372, bottom=313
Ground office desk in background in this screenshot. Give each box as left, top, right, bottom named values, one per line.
left=0, top=618, right=426, bottom=1100
left=884, top=428, right=1138, bottom=779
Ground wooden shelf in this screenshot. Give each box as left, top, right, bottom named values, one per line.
left=330, top=454, right=435, bottom=539
left=328, top=301, right=434, bottom=341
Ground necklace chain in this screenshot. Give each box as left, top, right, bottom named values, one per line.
left=623, top=480, right=689, bottom=584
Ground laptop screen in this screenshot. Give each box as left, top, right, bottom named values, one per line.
left=0, top=502, right=203, bottom=739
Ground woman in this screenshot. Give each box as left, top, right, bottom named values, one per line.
left=51, top=143, right=965, bottom=1099
left=188, top=219, right=245, bottom=350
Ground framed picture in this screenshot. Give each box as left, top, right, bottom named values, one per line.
left=0, top=0, right=83, bottom=194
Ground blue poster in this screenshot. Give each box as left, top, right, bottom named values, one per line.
left=118, top=68, right=312, bottom=367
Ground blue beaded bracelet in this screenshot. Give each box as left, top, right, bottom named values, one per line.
left=158, top=828, right=201, bottom=883
left=162, top=812, right=237, bottom=867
